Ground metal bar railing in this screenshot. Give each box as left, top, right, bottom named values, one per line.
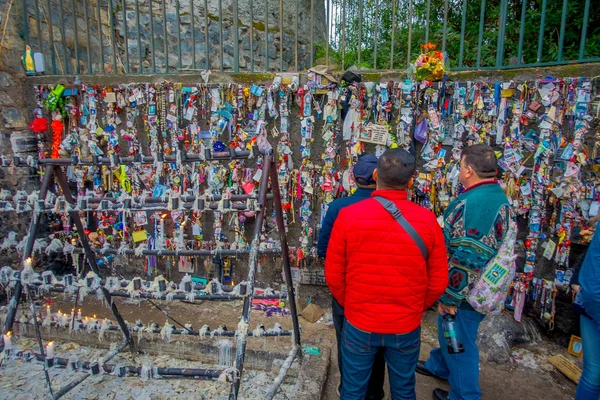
left=234, top=0, right=239, bottom=72
left=458, top=0, right=467, bottom=67
left=476, top=0, right=485, bottom=68
left=442, top=0, right=449, bottom=55
left=162, top=0, right=168, bottom=72
left=135, top=0, right=142, bottom=73
left=579, top=0, right=590, bottom=61
left=279, top=0, right=283, bottom=72
left=83, top=0, right=92, bottom=73
left=204, top=0, right=209, bottom=69
left=22, top=0, right=29, bottom=48
left=251, top=0, right=255, bottom=72
left=557, top=0, right=568, bottom=62
left=425, top=0, right=430, bottom=44
left=59, top=0, right=68, bottom=74
left=71, top=0, right=80, bottom=73
left=97, top=0, right=104, bottom=73
left=496, top=0, right=508, bottom=68
left=294, top=0, right=298, bottom=71
left=264, top=0, right=269, bottom=72
left=149, top=0, right=156, bottom=73
left=358, top=0, right=362, bottom=69
left=310, top=0, right=314, bottom=68
left=390, top=0, right=396, bottom=69
left=109, top=0, right=117, bottom=73
left=517, top=0, right=527, bottom=66
left=341, top=0, right=345, bottom=70
left=44, top=0, right=57, bottom=74
left=122, top=0, right=130, bottom=73
left=374, top=0, right=378, bottom=69
left=176, top=0, right=182, bottom=71
left=219, top=0, right=223, bottom=71
left=191, top=0, right=196, bottom=71
left=537, top=0, right=547, bottom=64
left=407, top=0, right=414, bottom=68
left=33, top=0, right=43, bottom=60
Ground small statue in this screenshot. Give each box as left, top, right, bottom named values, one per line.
left=21, top=45, right=36, bottom=76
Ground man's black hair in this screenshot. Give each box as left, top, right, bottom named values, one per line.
left=462, top=144, right=497, bottom=179
left=377, top=148, right=416, bottom=189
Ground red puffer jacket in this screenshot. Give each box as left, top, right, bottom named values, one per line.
left=325, top=189, right=448, bottom=334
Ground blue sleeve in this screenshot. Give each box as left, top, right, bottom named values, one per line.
left=317, top=205, right=338, bottom=258
left=580, top=230, right=600, bottom=326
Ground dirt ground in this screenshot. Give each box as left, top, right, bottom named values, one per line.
left=4, top=292, right=580, bottom=399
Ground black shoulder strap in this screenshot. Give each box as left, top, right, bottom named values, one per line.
left=374, top=196, right=429, bottom=260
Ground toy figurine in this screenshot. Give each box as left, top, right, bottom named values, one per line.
left=21, top=45, right=36, bottom=76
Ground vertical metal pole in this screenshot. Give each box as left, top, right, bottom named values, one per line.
left=310, top=0, right=313, bottom=68
left=268, top=158, right=301, bottom=346
left=517, top=0, right=527, bottom=65
left=54, top=168, right=133, bottom=348
left=218, top=0, right=223, bottom=71
left=150, top=0, right=156, bottom=73
left=1, top=165, right=54, bottom=339
left=373, top=0, right=378, bottom=69
left=59, top=0, right=69, bottom=73
left=122, top=0, right=130, bottom=73
left=71, top=0, right=80, bottom=73
left=26, top=285, right=54, bottom=398
left=358, top=0, right=361, bottom=69
left=83, top=0, right=92, bottom=73
left=176, top=0, right=182, bottom=71
left=557, top=0, right=568, bottom=61
left=425, top=0, right=430, bottom=43
left=442, top=0, right=448, bottom=55
left=579, top=0, right=590, bottom=61
left=162, top=0, right=168, bottom=72
left=407, top=0, right=413, bottom=68
left=496, top=0, right=507, bottom=68
left=45, top=0, right=57, bottom=74
left=191, top=0, right=196, bottom=71
left=279, top=0, right=283, bottom=72
left=326, top=0, right=329, bottom=68
left=22, top=0, right=29, bottom=47
left=264, top=0, right=269, bottom=72
left=476, top=0, right=485, bottom=68
left=96, top=0, right=105, bottom=73
left=109, top=0, right=117, bottom=73
left=230, top=152, right=273, bottom=400
left=458, top=0, right=467, bottom=67
left=33, top=0, right=43, bottom=56
left=295, top=0, right=298, bottom=71
left=536, top=0, right=547, bottom=64
left=390, top=0, right=396, bottom=69
left=341, top=0, right=345, bottom=70
left=250, top=0, right=254, bottom=72
left=204, top=0, right=209, bottom=69
left=135, top=0, right=143, bottom=72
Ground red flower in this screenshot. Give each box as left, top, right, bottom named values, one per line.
left=28, top=117, right=48, bottom=133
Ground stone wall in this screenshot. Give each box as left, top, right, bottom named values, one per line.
left=16, top=0, right=326, bottom=74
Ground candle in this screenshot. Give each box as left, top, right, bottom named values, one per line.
left=3, top=331, right=12, bottom=351
left=46, top=305, right=51, bottom=319
left=77, top=309, right=82, bottom=320
left=46, top=341, right=54, bottom=359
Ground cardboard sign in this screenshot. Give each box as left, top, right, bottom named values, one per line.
left=357, top=124, right=389, bottom=145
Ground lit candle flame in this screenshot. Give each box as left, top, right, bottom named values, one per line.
left=6, top=331, right=11, bottom=337
left=25, top=257, right=32, bottom=265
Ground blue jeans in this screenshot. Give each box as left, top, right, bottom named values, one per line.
left=576, top=316, right=600, bottom=399
left=425, top=308, right=486, bottom=400
left=341, top=319, right=421, bottom=400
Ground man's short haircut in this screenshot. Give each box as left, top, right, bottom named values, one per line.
left=462, top=144, right=497, bottom=179
left=377, top=148, right=416, bottom=189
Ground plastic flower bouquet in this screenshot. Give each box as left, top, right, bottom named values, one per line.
left=413, top=43, right=445, bottom=82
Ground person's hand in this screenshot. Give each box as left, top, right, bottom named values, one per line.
left=438, top=302, right=458, bottom=316
left=571, top=284, right=580, bottom=294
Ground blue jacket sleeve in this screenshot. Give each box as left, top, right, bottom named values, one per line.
left=317, top=205, right=338, bottom=258
left=580, top=230, right=600, bottom=327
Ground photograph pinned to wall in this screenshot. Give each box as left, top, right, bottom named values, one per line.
left=357, top=123, right=389, bottom=145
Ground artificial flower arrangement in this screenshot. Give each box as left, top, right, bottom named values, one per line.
left=413, top=43, right=445, bottom=82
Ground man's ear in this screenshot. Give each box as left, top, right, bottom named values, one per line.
left=407, top=177, right=414, bottom=188
left=373, top=169, right=378, bottom=182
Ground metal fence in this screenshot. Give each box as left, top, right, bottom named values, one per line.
left=20, top=0, right=599, bottom=76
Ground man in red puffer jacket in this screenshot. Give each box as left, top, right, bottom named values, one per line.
left=326, top=148, right=448, bottom=400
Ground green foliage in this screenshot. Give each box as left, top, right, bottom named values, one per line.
left=325, top=0, right=600, bottom=70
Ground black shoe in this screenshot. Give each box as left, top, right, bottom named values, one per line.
left=432, top=388, right=450, bottom=400
left=415, top=360, right=448, bottom=381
